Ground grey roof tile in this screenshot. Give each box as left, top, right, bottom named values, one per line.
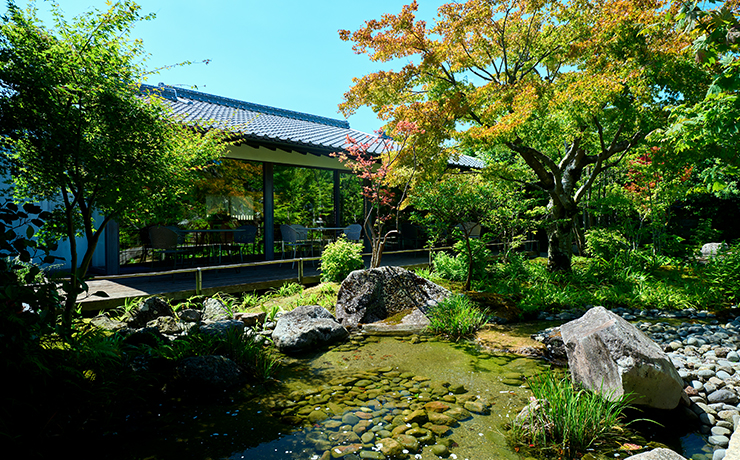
left=140, top=83, right=483, bottom=168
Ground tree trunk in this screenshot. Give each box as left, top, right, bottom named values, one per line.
left=547, top=216, right=574, bottom=272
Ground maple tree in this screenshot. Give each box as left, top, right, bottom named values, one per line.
left=653, top=1, right=740, bottom=188
left=339, top=0, right=705, bottom=271
left=333, top=121, right=422, bottom=268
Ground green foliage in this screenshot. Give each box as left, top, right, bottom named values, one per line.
left=585, top=228, right=629, bottom=260
left=239, top=291, right=262, bottom=311
left=320, top=237, right=364, bottom=282
left=0, top=1, right=225, bottom=329
left=158, top=327, right=279, bottom=381
left=411, top=173, right=539, bottom=288
left=426, top=295, right=486, bottom=341
left=269, top=282, right=303, bottom=298
left=701, top=241, right=740, bottom=303
left=509, top=372, right=634, bottom=458
left=486, top=253, right=725, bottom=314
left=433, top=238, right=491, bottom=283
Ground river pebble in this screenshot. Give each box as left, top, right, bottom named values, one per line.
left=266, top=364, right=493, bottom=460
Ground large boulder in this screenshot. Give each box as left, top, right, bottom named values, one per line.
left=560, top=306, right=684, bottom=409
left=272, top=305, right=348, bottom=353
left=624, top=448, right=687, bottom=460
left=335, top=266, right=450, bottom=328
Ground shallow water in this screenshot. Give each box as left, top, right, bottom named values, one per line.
left=90, top=333, right=706, bottom=460
left=101, top=336, right=549, bottom=460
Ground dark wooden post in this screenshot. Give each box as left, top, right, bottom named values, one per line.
left=333, top=170, right=341, bottom=226
left=263, top=162, right=275, bottom=260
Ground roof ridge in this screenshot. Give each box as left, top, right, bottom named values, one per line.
left=140, top=83, right=350, bottom=129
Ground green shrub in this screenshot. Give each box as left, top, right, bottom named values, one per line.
left=701, top=241, right=740, bottom=304
left=320, top=236, right=364, bottom=283
left=509, top=372, right=634, bottom=458
left=585, top=228, right=628, bottom=260
left=433, top=238, right=491, bottom=282
left=426, top=295, right=486, bottom=341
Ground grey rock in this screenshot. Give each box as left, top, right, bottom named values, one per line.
left=202, top=298, right=232, bottom=322
left=89, top=314, right=126, bottom=331
left=199, top=319, right=245, bottom=337
left=624, top=447, right=687, bottom=460
left=560, top=306, right=684, bottom=409
left=715, top=449, right=727, bottom=460
left=272, top=305, right=348, bottom=353
left=726, top=424, right=740, bottom=460
left=178, top=308, right=201, bottom=322
left=146, top=315, right=183, bottom=335
left=174, top=355, right=246, bottom=393
left=335, top=266, right=450, bottom=328
left=714, top=426, right=733, bottom=437
left=702, top=242, right=728, bottom=259
left=710, top=435, right=731, bottom=447
left=126, top=296, right=175, bottom=328
left=710, top=390, right=740, bottom=405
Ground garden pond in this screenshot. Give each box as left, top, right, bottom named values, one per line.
left=86, top=328, right=709, bottom=460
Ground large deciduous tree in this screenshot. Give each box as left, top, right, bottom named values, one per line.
left=653, top=1, right=740, bottom=184
left=0, top=1, right=224, bottom=329
left=339, top=0, right=705, bottom=271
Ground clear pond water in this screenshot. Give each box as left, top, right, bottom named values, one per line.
left=83, top=333, right=706, bottom=460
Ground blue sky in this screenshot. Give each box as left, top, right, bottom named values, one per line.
left=6, top=0, right=449, bottom=134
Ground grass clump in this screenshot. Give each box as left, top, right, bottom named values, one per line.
left=509, top=372, right=634, bottom=458
left=426, top=295, right=486, bottom=341
left=159, top=327, right=279, bottom=381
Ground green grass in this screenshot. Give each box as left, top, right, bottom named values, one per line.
left=509, top=372, right=634, bottom=458
left=426, top=295, right=486, bottom=341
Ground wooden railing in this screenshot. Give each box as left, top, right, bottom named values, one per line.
left=92, top=240, right=539, bottom=296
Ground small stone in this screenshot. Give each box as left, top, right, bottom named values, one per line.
left=708, top=435, right=730, bottom=447
left=709, top=389, right=739, bottom=405
left=448, top=383, right=466, bottom=394
left=463, top=400, right=489, bottom=414
left=431, top=443, right=451, bottom=457
left=376, top=438, right=404, bottom=457
left=359, top=451, right=385, bottom=460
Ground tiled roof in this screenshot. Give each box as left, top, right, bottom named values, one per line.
left=140, top=83, right=485, bottom=168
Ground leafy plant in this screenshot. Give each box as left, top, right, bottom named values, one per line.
left=509, top=372, right=635, bottom=458
left=269, top=282, right=303, bottom=298
left=701, top=241, right=740, bottom=304
left=426, top=295, right=486, bottom=341
left=320, top=236, right=364, bottom=282
left=238, top=291, right=262, bottom=311
left=585, top=228, right=629, bottom=260
left=433, top=238, right=491, bottom=284
left=158, top=327, right=279, bottom=381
